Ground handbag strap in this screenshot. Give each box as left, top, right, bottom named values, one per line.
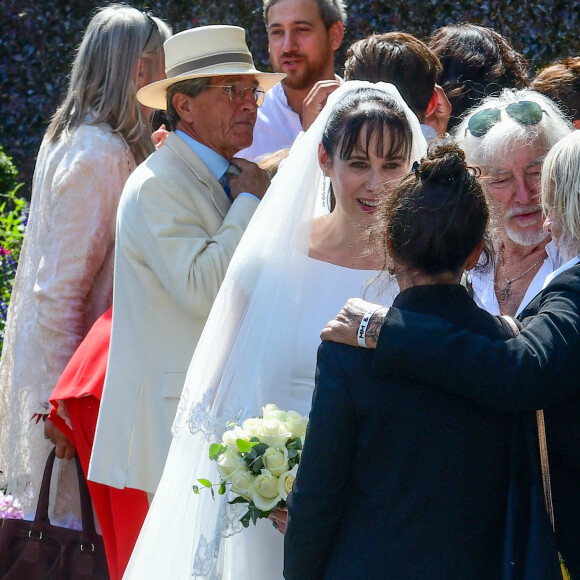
left=33, top=448, right=99, bottom=540
left=501, top=315, right=555, bottom=531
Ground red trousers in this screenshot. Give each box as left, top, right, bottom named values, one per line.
left=62, top=396, right=149, bottom=580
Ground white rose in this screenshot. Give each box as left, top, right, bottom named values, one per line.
left=250, top=469, right=281, bottom=511
left=278, top=464, right=299, bottom=500
left=229, top=467, right=254, bottom=502
left=258, top=418, right=292, bottom=447
left=262, top=446, right=289, bottom=476
left=222, top=425, right=250, bottom=449
left=216, top=448, right=243, bottom=478
left=262, top=403, right=288, bottom=422
left=284, top=411, right=308, bottom=438
left=241, top=417, right=262, bottom=438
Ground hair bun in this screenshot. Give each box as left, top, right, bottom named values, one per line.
left=414, top=140, right=468, bottom=187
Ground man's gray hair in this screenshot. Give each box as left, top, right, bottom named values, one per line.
left=263, top=0, right=347, bottom=28
left=166, top=77, right=212, bottom=127
left=454, top=88, right=573, bottom=167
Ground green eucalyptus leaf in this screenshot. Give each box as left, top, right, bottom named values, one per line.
left=209, top=443, right=226, bottom=461
left=229, top=496, right=250, bottom=505
left=218, top=481, right=227, bottom=495
left=251, top=456, right=264, bottom=474
left=240, top=510, right=251, bottom=528
left=236, top=438, right=254, bottom=453
left=253, top=442, right=269, bottom=457
left=192, top=485, right=200, bottom=494
left=197, top=478, right=213, bottom=488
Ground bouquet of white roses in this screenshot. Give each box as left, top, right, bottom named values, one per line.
left=193, top=403, right=308, bottom=528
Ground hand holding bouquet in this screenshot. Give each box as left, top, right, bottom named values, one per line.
left=194, top=404, right=308, bottom=528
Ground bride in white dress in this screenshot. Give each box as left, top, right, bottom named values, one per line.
left=124, top=82, right=427, bottom=579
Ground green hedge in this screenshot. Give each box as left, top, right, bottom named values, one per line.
left=1, top=0, right=579, bottom=197
left=0, top=147, right=28, bottom=353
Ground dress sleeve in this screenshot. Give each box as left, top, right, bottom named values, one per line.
left=284, top=342, right=358, bottom=580
left=33, top=142, right=127, bottom=402
left=371, top=279, right=580, bottom=412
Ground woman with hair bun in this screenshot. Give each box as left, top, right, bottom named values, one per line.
left=284, top=143, right=561, bottom=579
left=0, top=2, right=171, bottom=551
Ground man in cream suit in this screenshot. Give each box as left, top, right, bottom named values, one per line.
left=89, top=26, right=284, bottom=496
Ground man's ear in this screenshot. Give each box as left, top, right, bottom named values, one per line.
left=425, top=89, right=438, bottom=118
left=424, top=85, right=452, bottom=136
left=328, top=21, right=344, bottom=51
left=172, top=93, right=196, bottom=123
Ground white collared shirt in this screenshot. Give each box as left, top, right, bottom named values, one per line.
left=238, top=82, right=304, bottom=162
left=542, top=254, right=580, bottom=288
left=470, top=240, right=559, bottom=316
left=175, top=130, right=257, bottom=201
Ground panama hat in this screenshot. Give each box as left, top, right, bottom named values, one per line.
left=137, top=25, right=285, bottom=110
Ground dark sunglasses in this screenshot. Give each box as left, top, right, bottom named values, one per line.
left=467, top=101, right=544, bottom=138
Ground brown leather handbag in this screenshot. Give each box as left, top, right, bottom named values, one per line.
left=0, top=448, right=109, bottom=579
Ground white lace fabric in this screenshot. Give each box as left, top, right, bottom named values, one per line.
left=0, top=123, right=135, bottom=525
left=125, top=82, right=427, bottom=579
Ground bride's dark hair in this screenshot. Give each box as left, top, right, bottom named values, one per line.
left=321, top=88, right=413, bottom=162
left=374, top=140, right=491, bottom=276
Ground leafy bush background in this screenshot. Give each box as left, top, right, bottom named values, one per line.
left=1, top=0, right=579, bottom=198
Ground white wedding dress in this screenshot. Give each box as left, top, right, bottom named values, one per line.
left=126, top=258, right=398, bottom=579
left=206, top=259, right=398, bottom=580
left=123, top=82, right=426, bottom=580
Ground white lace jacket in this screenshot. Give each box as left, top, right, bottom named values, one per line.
left=0, top=123, right=136, bottom=525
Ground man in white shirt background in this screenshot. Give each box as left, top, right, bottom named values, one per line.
left=240, top=0, right=346, bottom=161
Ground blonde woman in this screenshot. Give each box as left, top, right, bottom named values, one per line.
left=0, top=3, right=170, bottom=536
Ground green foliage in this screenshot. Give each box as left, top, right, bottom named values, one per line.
left=1, top=0, right=579, bottom=198
left=286, top=437, right=302, bottom=470
left=242, top=438, right=269, bottom=474
left=209, top=443, right=227, bottom=461
left=0, top=146, right=19, bottom=195
left=0, top=149, right=28, bottom=354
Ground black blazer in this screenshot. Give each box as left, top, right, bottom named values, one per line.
left=371, top=265, right=580, bottom=576
left=285, top=285, right=517, bottom=579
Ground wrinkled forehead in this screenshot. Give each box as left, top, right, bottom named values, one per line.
left=466, top=131, right=551, bottom=171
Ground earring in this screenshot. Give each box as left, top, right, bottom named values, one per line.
left=322, top=172, right=331, bottom=211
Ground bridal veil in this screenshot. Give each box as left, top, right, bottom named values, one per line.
left=124, top=81, right=427, bottom=578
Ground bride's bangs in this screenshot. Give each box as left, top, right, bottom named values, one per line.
left=337, top=107, right=413, bottom=163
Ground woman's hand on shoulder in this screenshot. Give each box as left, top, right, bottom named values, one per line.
left=151, top=124, right=169, bottom=150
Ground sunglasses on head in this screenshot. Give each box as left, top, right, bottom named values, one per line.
left=143, top=12, right=159, bottom=51
left=467, top=101, right=544, bottom=138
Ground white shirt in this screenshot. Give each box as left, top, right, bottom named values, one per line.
left=470, top=240, right=559, bottom=316
left=543, top=254, right=580, bottom=288
left=239, top=82, right=303, bottom=162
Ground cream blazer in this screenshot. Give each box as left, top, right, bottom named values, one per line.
left=89, top=132, right=258, bottom=493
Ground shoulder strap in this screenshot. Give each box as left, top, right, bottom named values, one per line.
left=501, top=315, right=555, bottom=530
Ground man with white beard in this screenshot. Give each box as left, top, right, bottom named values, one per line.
left=457, top=89, right=572, bottom=316
left=240, top=0, right=345, bottom=161
left=322, top=89, right=574, bottom=347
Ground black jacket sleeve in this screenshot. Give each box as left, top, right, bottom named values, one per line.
left=371, top=271, right=580, bottom=412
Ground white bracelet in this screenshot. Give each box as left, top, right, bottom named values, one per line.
left=357, top=308, right=380, bottom=348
